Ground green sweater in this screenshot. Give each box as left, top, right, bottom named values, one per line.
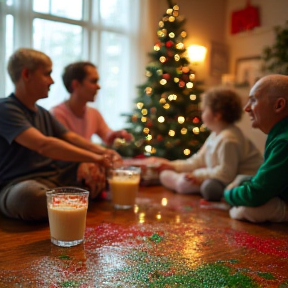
left=224, top=117, right=288, bottom=207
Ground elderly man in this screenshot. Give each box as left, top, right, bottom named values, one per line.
left=224, top=74, right=288, bottom=223
left=0, top=48, right=121, bottom=221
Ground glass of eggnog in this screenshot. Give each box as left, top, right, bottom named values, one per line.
left=46, top=187, right=89, bottom=247
left=108, top=166, right=141, bottom=209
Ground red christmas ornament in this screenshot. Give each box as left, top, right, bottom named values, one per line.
left=162, top=73, right=170, bottom=80
left=146, top=121, right=153, bottom=127
left=179, top=81, right=185, bottom=88
left=157, top=135, right=163, bottom=141
left=165, top=40, right=174, bottom=48
left=192, top=117, right=200, bottom=124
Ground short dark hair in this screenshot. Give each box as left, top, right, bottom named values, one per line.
left=202, top=87, right=243, bottom=123
left=62, top=61, right=96, bottom=93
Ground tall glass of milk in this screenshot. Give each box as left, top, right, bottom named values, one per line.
left=107, top=166, right=141, bottom=209
left=46, top=187, right=89, bottom=247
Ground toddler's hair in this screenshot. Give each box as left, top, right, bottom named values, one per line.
left=202, top=87, right=243, bottom=123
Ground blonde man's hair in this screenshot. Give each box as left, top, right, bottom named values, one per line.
left=7, top=48, right=51, bottom=84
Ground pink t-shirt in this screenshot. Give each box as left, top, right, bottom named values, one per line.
left=50, top=102, right=112, bottom=143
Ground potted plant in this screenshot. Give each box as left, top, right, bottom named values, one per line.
left=262, top=21, right=288, bottom=75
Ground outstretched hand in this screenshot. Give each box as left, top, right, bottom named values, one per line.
left=77, top=163, right=106, bottom=199
left=157, top=163, right=175, bottom=173
left=105, top=148, right=123, bottom=168
left=107, top=129, right=134, bottom=146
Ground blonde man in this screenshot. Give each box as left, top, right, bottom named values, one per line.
left=0, top=48, right=121, bottom=221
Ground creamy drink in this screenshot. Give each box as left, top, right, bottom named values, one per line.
left=46, top=187, right=89, bottom=247
left=108, top=166, right=141, bottom=209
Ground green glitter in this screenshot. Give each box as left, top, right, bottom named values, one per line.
left=58, top=255, right=71, bottom=260
left=149, top=233, right=164, bottom=243
left=183, top=206, right=193, bottom=211
left=121, top=251, right=261, bottom=287
left=228, top=259, right=239, bottom=264
left=257, top=272, right=275, bottom=280
left=60, top=280, right=80, bottom=287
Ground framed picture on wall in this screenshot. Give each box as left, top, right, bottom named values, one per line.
left=210, top=42, right=229, bottom=78
left=235, top=56, right=262, bottom=87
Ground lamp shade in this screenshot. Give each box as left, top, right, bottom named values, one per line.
left=187, top=45, right=207, bottom=64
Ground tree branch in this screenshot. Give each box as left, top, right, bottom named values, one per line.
left=167, top=0, right=174, bottom=8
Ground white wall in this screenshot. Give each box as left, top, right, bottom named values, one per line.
left=225, top=0, right=288, bottom=153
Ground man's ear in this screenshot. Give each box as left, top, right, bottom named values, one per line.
left=274, top=98, right=286, bottom=112
left=71, top=79, right=80, bottom=91
left=21, top=68, right=30, bottom=81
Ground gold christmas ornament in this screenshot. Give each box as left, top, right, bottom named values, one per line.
left=183, top=149, right=191, bottom=156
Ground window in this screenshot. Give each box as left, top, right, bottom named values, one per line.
left=5, top=14, right=14, bottom=97
left=1, top=0, right=142, bottom=132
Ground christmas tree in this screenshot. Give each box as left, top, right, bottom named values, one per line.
left=114, top=0, right=209, bottom=160
left=261, top=20, right=288, bottom=75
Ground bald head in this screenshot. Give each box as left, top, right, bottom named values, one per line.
left=245, top=74, right=288, bottom=134
left=252, top=74, right=288, bottom=104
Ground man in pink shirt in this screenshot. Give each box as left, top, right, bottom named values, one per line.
left=50, top=61, right=133, bottom=145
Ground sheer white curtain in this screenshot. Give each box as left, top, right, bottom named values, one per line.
left=0, top=2, right=6, bottom=94
left=90, top=0, right=153, bottom=131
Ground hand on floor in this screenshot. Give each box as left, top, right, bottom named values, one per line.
left=225, top=174, right=253, bottom=190
left=77, top=163, right=106, bottom=199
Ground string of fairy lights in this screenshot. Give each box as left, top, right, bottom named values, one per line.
left=128, top=4, right=207, bottom=158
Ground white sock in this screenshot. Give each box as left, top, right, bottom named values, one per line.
left=229, top=197, right=288, bottom=223
left=159, top=170, right=200, bottom=194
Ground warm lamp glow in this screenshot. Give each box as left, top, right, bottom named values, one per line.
left=187, top=45, right=207, bottom=64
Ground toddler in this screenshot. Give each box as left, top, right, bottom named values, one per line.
left=158, top=87, right=263, bottom=201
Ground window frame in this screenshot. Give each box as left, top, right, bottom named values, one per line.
left=1, top=0, right=143, bottom=131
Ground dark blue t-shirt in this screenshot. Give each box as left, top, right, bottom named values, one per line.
left=0, top=94, right=68, bottom=183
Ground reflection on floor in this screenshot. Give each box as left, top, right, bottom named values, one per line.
left=0, top=187, right=288, bottom=287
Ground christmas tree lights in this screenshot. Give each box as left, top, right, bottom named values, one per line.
left=114, top=0, right=209, bottom=160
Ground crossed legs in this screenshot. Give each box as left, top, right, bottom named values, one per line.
left=0, top=163, right=79, bottom=221
left=0, top=178, right=57, bottom=221
left=159, top=170, right=225, bottom=201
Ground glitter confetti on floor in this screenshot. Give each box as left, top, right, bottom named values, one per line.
left=1, top=222, right=288, bottom=288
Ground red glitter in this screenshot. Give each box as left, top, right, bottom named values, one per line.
left=85, top=223, right=164, bottom=248
left=231, top=231, right=288, bottom=258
